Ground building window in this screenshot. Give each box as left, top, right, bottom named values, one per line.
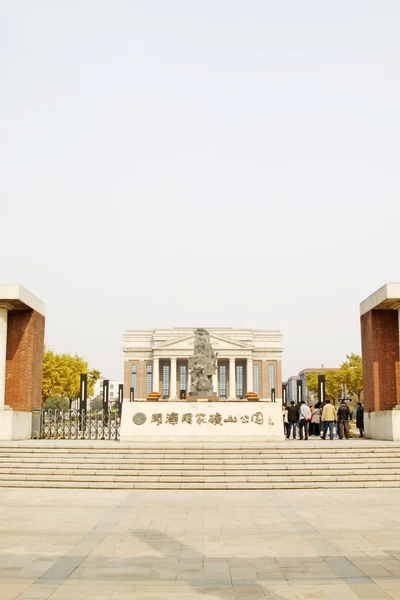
left=179, top=365, right=187, bottom=399
left=180, top=365, right=187, bottom=391
left=162, top=365, right=170, bottom=399
left=236, top=365, right=244, bottom=399
left=254, top=365, right=260, bottom=395
left=269, top=364, right=275, bottom=392
left=131, top=365, right=137, bottom=393
left=146, top=365, right=152, bottom=395
left=219, top=365, right=226, bottom=399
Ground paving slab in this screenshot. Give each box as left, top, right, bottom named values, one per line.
left=0, top=488, right=399, bottom=598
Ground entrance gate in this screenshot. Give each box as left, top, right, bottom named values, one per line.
left=39, top=409, right=121, bottom=440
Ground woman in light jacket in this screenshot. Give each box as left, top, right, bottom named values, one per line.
left=311, top=406, right=321, bottom=437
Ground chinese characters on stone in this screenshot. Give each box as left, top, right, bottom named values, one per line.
left=150, top=412, right=269, bottom=426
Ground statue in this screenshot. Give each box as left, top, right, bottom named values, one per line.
left=188, top=328, right=218, bottom=395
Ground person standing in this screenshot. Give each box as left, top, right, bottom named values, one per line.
left=311, top=405, right=321, bottom=437
left=356, top=402, right=364, bottom=438
left=286, top=401, right=299, bottom=439
left=337, top=400, right=351, bottom=440
left=299, top=400, right=311, bottom=440
left=282, top=405, right=289, bottom=437
left=295, top=405, right=301, bottom=439
left=321, top=400, right=336, bottom=440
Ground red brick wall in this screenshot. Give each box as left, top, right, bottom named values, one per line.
left=361, top=309, right=400, bottom=412
left=5, top=310, right=45, bottom=412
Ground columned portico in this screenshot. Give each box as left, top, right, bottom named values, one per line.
left=123, top=329, right=283, bottom=402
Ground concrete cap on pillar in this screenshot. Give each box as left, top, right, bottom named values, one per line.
left=0, top=284, right=46, bottom=316
left=360, top=283, right=400, bottom=317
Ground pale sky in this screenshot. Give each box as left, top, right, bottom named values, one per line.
left=1, top=1, right=399, bottom=381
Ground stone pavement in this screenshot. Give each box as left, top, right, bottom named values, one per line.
left=0, top=487, right=400, bottom=600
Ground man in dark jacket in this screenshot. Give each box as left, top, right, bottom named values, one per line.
left=356, top=402, right=364, bottom=438
left=286, top=402, right=299, bottom=439
left=337, top=400, right=351, bottom=440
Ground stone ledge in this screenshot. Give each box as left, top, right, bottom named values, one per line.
left=0, top=410, right=32, bottom=441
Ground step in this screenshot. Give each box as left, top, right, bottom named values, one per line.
left=0, top=442, right=399, bottom=490
left=1, top=446, right=399, bottom=454
left=0, top=455, right=399, bottom=462
left=0, top=479, right=399, bottom=490
left=1, top=472, right=400, bottom=483
left=0, top=466, right=399, bottom=476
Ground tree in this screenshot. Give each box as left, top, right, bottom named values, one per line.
left=90, top=395, right=103, bottom=411
left=340, top=353, right=363, bottom=402
left=44, top=396, right=69, bottom=410
left=42, top=350, right=68, bottom=403
left=42, top=349, right=101, bottom=408
left=305, top=370, right=342, bottom=402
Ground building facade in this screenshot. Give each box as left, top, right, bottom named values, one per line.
left=286, top=376, right=299, bottom=403
left=286, top=368, right=341, bottom=405
left=123, top=328, right=283, bottom=401
left=91, top=379, right=123, bottom=403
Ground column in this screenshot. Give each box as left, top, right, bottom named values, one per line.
left=212, top=370, right=218, bottom=396
left=153, top=358, right=159, bottom=393
left=398, top=310, right=400, bottom=408
left=246, top=358, right=253, bottom=394
left=187, top=360, right=191, bottom=394
left=261, top=361, right=268, bottom=399
left=170, top=358, right=177, bottom=400
left=0, top=308, right=7, bottom=407
left=228, top=358, right=236, bottom=399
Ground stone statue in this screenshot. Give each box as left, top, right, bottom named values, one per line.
left=188, top=328, right=218, bottom=395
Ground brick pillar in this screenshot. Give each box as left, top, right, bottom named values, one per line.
left=5, top=310, right=45, bottom=412
left=361, top=309, right=400, bottom=412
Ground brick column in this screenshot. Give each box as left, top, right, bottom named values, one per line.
left=0, top=309, right=7, bottom=407
left=361, top=309, right=400, bottom=412
left=5, top=310, right=45, bottom=412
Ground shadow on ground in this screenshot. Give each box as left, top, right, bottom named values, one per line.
left=131, top=527, right=296, bottom=599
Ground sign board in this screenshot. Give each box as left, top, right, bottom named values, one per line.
left=120, top=401, right=284, bottom=441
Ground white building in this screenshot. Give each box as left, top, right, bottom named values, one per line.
left=91, top=379, right=123, bottom=402
left=123, top=328, right=283, bottom=401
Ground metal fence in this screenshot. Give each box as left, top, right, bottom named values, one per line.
left=39, top=409, right=121, bottom=440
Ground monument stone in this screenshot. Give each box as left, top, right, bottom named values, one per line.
left=188, top=328, right=218, bottom=396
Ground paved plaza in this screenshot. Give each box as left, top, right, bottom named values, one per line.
left=0, top=485, right=400, bottom=600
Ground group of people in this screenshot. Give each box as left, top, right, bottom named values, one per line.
left=282, top=400, right=364, bottom=440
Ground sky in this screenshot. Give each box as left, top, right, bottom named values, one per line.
left=1, top=1, right=400, bottom=381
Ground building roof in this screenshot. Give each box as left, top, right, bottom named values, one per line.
left=0, top=284, right=45, bottom=317
left=360, top=282, right=400, bottom=316
left=298, top=367, right=340, bottom=375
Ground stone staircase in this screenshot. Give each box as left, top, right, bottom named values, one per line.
left=0, top=442, right=399, bottom=489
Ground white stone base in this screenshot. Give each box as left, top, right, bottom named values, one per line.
left=0, top=407, right=32, bottom=440
left=365, top=408, right=400, bottom=441
left=120, top=401, right=284, bottom=442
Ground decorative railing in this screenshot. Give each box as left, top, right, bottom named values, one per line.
left=40, top=409, right=121, bottom=440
